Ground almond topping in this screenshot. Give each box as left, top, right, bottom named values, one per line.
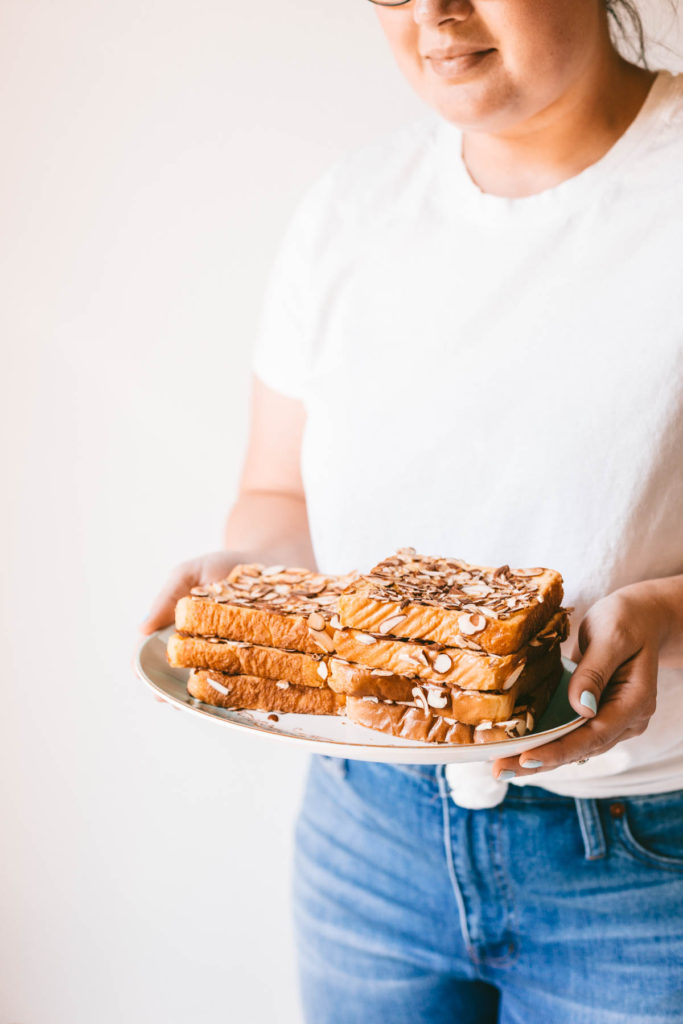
left=502, top=662, right=526, bottom=690
left=426, top=688, right=449, bottom=709
left=309, top=629, right=334, bottom=652
left=355, top=632, right=377, bottom=645
left=276, top=681, right=290, bottom=689
left=307, top=612, right=326, bottom=632
left=262, top=565, right=286, bottom=577
left=330, top=614, right=342, bottom=630
left=317, top=661, right=329, bottom=681
left=378, top=614, right=407, bottom=635
left=433, top=653, right=453, bottom=674
left=206, top=676, right=230, bottom=695
left=411, top=686, right=429, bottom=714
left=526, top=711, right=534, bottom=732
left=457, top=613, right=487, bottom=635
left=512, top=567, right=544, bottom=578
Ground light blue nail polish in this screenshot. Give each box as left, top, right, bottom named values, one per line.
left=497, top=769, right=516, bottom=781
left=580, top=691, right=598, bottom=715
left=522, top=759, right=543, bottom=769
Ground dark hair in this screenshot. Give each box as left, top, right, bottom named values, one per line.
left=605, top=0, right=647, bottom=65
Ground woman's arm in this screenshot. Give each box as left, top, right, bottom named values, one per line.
left=140, top=376, right=312, bottom=634
left=493, top=573, right=683, bottom=780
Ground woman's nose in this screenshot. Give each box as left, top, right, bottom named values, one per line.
left=411, top=0, right=473, bottom=26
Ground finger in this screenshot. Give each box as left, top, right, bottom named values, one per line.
left=566, top=636, right=634, bottom=721
left=494, top=648, right=656, bottom=778
left=140, top=564, right=196, bottom=634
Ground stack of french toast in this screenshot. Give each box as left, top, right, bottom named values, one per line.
left=167, top=548, right=568, bottom=745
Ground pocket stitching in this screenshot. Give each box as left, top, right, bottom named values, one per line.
left=615, top=809, right=683, bottom=873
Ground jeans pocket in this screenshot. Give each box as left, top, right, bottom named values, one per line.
left=612, top=792, right=683, bottom=873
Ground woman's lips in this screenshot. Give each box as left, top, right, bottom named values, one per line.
left=426, top=49, right=495, bottom=78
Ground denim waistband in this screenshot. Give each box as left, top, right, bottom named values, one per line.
left=380, top=761, right=683, bottom=862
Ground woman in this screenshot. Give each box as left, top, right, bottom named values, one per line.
left=141, top=1, right=683, bottom=1020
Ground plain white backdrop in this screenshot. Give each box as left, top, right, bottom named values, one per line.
left=1, top=3, right=681, bottom=1022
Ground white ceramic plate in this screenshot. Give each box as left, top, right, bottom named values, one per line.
left=136, top=628, right=585, bottom=764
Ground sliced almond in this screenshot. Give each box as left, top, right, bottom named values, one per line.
left=317, top=661, right=329, bottom=681
left=275, top=681, right=290, bottom=689
left=433, top=652, right=453, bottom=674
left=411, top=686, right=429, bottom=714
left=378, top=614, right=407, bottom=635
left=190, top=587, right=210, bottom=598
left=426, top=688, right=449, bottom=709
left=206, top=676, right=230, bottom=695
left=502, top=662, right=526, bottom=690
left=262, top=564, right=286, bottom=577
left=526, top=711, right=534, bottom=732
left=355, top=632, right=377, bottom=646
left=307, top=612, right=326, bottom=632
left=329, top=614, right=342, bottom=630
left=309, top=629, right=334, bottom=652
left=511, top=567, right=544, bottom=578
left=458, top=613, right=487, bottom=635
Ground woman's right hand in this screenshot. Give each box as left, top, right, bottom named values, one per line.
left=139, top=549, right=244, bottom=636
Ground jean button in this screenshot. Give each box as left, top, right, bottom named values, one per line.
left=609, top=801, right=625, bottom=818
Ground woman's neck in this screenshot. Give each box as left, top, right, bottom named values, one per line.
left=461, top=55, right=656, bottom=198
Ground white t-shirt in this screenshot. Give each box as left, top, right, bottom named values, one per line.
left=253, top=70, right=683, bottom=806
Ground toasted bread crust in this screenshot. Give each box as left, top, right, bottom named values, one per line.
left=187, top=670, right=345, bottom=715
left=339, top=551, right=563, bottom=654
left=473, top=661, right=563, bottom=743
left=333, top=610, right=568, bottom=690
left=175, top=597, right=335, bottom=655
left=168, top=632, right=328, bottom=687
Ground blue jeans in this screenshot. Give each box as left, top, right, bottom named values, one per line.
left=293, top=756, right=683, bottom=1024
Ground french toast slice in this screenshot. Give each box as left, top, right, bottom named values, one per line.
left=333, top=609, right=568, bottom=691
left=187, top=669, right=345, bottom=715
left=167, top=632, right=330, bottom=687
left=338, top=549, right=563, bottom=654
left=175, top=563, right=356, bottom=655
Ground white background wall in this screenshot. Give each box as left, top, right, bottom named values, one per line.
left=1, top=3, right=681, bottom=1023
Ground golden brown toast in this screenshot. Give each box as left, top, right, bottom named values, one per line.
left=167, top=632, right=329, bottom=687
left=473, top=661, right=563, bottom=742
left=187, top=669, right=345, bottom=715
left=345, top=661, right=563, bottom=744
left=333, top=609, right=568, bottom=691
left=338, top=549, right=563, bottom=654
left=175, top=563, right=357, bottom=655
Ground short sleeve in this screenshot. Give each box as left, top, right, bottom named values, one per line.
left=251, top=171, right=335, bottom=401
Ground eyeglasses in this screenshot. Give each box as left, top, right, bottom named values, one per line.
left=367, top=0, right=412, bottom=6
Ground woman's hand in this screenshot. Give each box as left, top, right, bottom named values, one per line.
left=139, top=549, right=244, bottom=636
left=492, top=582, right=671, bottom=781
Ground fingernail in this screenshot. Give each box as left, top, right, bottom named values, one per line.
left=497, top=769, right=516, bottom=781
left=521, top=758, right=543, bottom=769
left=580, top=691, right=598, bottom=715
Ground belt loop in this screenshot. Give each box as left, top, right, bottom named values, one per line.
left=574, top=797, right=606, bottom=861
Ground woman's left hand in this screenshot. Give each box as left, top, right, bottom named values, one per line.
left=492, top=583, right=668, bottom=781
